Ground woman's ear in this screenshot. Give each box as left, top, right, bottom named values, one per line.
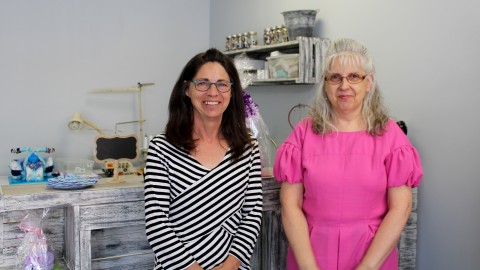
left=184, top=81, right=190, bottom=97
left=366, top=73, right=374, bottom=92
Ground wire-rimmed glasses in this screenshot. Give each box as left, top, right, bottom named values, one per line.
left=325, top=73, right=368, bottom=85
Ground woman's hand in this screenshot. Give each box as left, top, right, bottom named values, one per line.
left=186, top=262, right=204, bottom=270
left=356, top=185, right=412, bottom=269
left=211, top=255, right=240, bottom=270
left=211, top=264, right=223, bottom=270
left=354, top=263, right=374, bottom=270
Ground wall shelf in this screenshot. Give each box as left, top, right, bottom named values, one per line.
left=225, top=37, right=331, bottom=85
left=224, top=40, right=301, bottom=57
left=250, top=78, right=304, bottom=86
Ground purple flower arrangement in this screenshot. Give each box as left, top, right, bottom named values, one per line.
left=242, top=91, right=259, bottom=118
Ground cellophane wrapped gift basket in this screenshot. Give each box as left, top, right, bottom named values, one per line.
left=236, top=57, right=277, bottom=178
left=16, top=209, right=55, bottom=270
left=242, top=91, right=277, bottom=178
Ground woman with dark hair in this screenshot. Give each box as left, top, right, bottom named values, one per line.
left=144, top=48, right=262, bottom=270
left=274, top=39, right=423, bottom=270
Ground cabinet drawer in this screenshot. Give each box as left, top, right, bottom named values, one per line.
left=78, top=200, right=145, bottom=227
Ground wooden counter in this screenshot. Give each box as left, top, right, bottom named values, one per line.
left=0, top=176, right=287, bottom=270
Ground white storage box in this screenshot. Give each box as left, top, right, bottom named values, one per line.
left=267, top=53, right=299, bottom=78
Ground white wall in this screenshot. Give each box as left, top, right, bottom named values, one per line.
left=211, top=0, right=480, bottom=269
left=0, top=0, right=210, bottom=172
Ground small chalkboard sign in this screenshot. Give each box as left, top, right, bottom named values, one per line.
left=94, top=135, right=138, bottom=162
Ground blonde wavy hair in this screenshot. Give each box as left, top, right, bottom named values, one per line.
left=309, top=38, right=389, bottom=135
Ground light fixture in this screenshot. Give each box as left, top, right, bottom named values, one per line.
left=68, top=112, right=104, bottom=134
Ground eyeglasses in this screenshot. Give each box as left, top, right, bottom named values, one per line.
left=189, top=80, right=233, bottom=93
left=325, top=73, right=368, bottom=85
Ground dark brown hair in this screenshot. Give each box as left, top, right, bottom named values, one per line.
left=165, top=48, right=251, bottom=161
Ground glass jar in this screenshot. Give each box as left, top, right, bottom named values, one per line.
left=282, top=25, right=289, bottom=42
left=230, top=35, right=238, bottom=50
left=237, top=33, right=243, bottom=49
left=276, top=26, right=283, bottom=43
left=270, top=26, right=277, bottom=44
left=264, top=28, right=271, bottom=45
left=242, top=32, right=249, bottom=48
left=225, top=35, right=231, bottom=51
left=249, top=31, right=258, bottom=47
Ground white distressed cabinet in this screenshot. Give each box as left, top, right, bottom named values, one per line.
left=0, top=176, right=287, bottom=269
left=0, top=175, right=154, bottom=269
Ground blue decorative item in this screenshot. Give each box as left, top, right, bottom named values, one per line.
left=9, top=147, right=55, bottom=184
left=46, top=173, right=98, bottom=190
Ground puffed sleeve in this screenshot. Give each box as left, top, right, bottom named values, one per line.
left=385, top=145, right=423, bottom=187
left=273, top=142, right=304, bottom=184
left=274, top=142, right=303, bottom=184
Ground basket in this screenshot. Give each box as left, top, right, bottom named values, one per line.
left=282, top=9, right=318, bottom=41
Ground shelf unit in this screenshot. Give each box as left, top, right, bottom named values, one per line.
left=225, top=37, right=331, bottom=85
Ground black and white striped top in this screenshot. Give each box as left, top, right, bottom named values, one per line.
left=144, top=134, right=263, bottom=270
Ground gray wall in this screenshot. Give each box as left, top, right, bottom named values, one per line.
left=1, top=0, right=480, bottom=269
left=0, top=0, right=210, bottom=170
left=211, top=0, right=480, bottom=269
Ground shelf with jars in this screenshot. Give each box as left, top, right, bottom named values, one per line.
left=225, top=37, right=331, bottom=86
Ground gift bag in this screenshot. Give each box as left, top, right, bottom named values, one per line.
left=243, top=91, right=277, bottom=178
left=16, top=208, right=55, bottom=270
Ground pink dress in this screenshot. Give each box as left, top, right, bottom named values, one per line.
left=273, top=119, right=423, bottom=270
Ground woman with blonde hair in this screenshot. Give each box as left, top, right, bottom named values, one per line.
left=274, top=38, right=423, bottom=270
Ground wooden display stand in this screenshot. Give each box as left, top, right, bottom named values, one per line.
left=94, top=134, right=139, bottom=184
left=108, top=160, right=124, bottom=184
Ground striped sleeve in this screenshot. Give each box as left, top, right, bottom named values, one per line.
left=229, top=141, right=263, bottom=267
left=143, top=137, right=196, bottom=269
